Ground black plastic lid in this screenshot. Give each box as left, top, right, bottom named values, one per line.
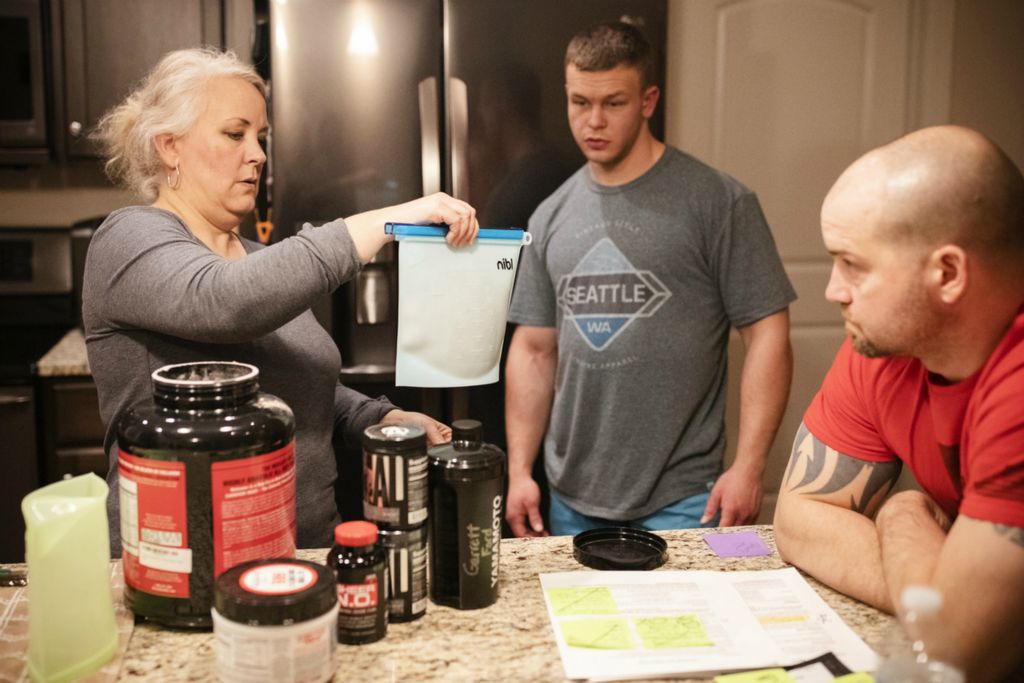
left=362, top=423, right=427, bottom=454
left=451, top=419, right=483, bottom=443
left=428, top=418, right=505, bottom=482
left=214, top=559, right=337, bottom=625
left=573, top=527, right=668, bottom=571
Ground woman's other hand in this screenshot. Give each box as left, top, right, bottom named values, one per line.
left=380, top=409, right=452, bottom=446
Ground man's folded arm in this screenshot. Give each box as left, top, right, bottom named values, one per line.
left=773, top=421, right=901, bottom=611
left=877, top=494, right=1024, bottom=683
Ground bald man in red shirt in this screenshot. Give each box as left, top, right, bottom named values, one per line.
left=775, top=125, right=1024, bottom=683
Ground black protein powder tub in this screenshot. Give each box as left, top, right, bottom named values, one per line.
left=116, top=361, right=296, bottom=628
left=428, top=419, right=506, bottom=610
left=378, top=524, right=427, bottom=622
left=362, top=424, right=428, bottom=529
left=328, top=520, right=388, bottom=644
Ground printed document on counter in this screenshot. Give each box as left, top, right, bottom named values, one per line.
left=539, top=567, right=877, bottom=681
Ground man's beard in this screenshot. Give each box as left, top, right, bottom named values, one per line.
left=850, top=333, right=890, bottom=358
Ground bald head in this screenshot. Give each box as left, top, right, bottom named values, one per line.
left=825, top=125, right=1024, bottom=259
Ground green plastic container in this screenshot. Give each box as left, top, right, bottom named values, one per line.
left=22, top=473, right=118, bottom=683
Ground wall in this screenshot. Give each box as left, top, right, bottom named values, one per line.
left=949, top=1, right=1024, bottom=170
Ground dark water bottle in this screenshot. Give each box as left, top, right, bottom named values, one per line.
left=327, top=521, right=387, bottom=644
left=428, top=419, right=506, bottom=610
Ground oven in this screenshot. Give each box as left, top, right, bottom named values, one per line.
left=0, top=226, right=76, bottom=562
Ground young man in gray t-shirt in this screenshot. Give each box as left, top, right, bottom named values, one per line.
left=505, top=21, right=796, bottom=537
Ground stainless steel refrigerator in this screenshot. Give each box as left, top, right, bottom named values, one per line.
left=261, top=0, right=666, bottom=521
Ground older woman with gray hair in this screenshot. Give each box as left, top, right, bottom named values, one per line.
left=84, top=47, right=478, bottom=554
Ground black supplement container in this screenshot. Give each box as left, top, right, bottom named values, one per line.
left=116, top=361, right=296, bottom=628
left=378, top=524, right=428, bottom=622
left=328, top=520, right=388, bottom=644
left=362, top=424, right=428, bottom=529
left=428, top=419, right=506, bottom=610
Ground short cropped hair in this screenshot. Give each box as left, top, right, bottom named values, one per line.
left=565, top=21, right=656, bottom=88
left=92, top=48, right=266, bottom=201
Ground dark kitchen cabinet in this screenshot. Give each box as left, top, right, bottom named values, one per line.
left=38, top=376, right=107, bottom=481
left=49, top=0, right=225, bottom=159
left=0, top=385, right=39, bottom=562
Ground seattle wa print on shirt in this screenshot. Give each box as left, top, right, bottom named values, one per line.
left=556, top=238, right=671, bottom=351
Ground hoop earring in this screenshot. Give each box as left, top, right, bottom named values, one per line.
left=166, top=161, right=181, bottom=190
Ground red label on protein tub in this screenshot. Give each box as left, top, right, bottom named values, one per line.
left=211, top=443, right=297, bottom=577
left=119, top=451, right=191, bottom=598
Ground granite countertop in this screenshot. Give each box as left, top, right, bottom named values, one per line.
left=36, top=327, right=90, bottom=377
left=112, top=526, right=896, bottom=682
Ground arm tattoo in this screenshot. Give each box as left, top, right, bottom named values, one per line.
left=783, top=422, right=901, bottom=514
left=993, top=523, right=1024, bottom=551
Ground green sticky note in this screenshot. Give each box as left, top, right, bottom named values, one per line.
left=714, top=669, right=795, bottom=683
left=832, top=674, right=875, bottom=683
left=546, top=586, right=618, bottom=615
left=560, top=618, right=634, bottom=649
left=635, top=614, right=714, bottom=649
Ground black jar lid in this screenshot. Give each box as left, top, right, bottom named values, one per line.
left=573, top=527, right=668, bottom=571
left=214, top=559, right=336, bottom=626
left=362, top=423, right=427, bottom=454
left=428, top=419, right=505, bottom=481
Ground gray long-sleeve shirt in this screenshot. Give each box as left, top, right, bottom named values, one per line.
left=82, top=206, right=396, bottom=553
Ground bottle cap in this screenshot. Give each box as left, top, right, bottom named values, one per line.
left=428, top=418, right=505, bottom=482
left=214, top=559, right=337, bottom=625
left=451, top=419, right=483, bottom=446
left=335, top=520, right=379, bottom=547
left=362, top=423, right=427, bottom=454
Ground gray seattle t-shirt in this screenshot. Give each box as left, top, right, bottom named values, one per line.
left=83, top=206, right=396, bottom=553
left=508, top=146, right=796, bottom=520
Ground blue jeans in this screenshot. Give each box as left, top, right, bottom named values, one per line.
left=549, top=489, right=721, bottom=536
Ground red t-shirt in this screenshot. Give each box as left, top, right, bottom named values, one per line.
left=804, top=306, right=1024, bottom=527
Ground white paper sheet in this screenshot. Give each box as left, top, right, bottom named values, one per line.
left=539, top=568, right=877, bottom=681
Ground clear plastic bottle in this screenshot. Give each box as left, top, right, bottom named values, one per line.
left=875, top=586, right=965, bottom=683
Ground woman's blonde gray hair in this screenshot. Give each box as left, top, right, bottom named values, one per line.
left=92, top=47, right=266, bottom=201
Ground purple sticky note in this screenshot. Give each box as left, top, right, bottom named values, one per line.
left=703, top=531, right=772, bottom=558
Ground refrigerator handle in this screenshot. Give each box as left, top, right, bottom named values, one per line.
left=449, top=77, right=469, bottom=200
left=418, top=77, right=441, bottom=195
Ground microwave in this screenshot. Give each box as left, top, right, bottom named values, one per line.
left=0, top=0, right=49, bottom=164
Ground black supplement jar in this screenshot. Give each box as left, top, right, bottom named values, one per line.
left=428, top=419, right=506, bottom=610
left=362, top=424, right=428, bottom=529
left=328, top=520, right=388, bottom=644
left=116, top=361, right=296, bottom=628
left=378, top=524, right=428, bottom=622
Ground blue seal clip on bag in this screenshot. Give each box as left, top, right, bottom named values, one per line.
left=384, top=223, right=532, bottom=387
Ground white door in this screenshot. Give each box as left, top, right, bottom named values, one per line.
left=665, top=0, right=954, bottom=521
